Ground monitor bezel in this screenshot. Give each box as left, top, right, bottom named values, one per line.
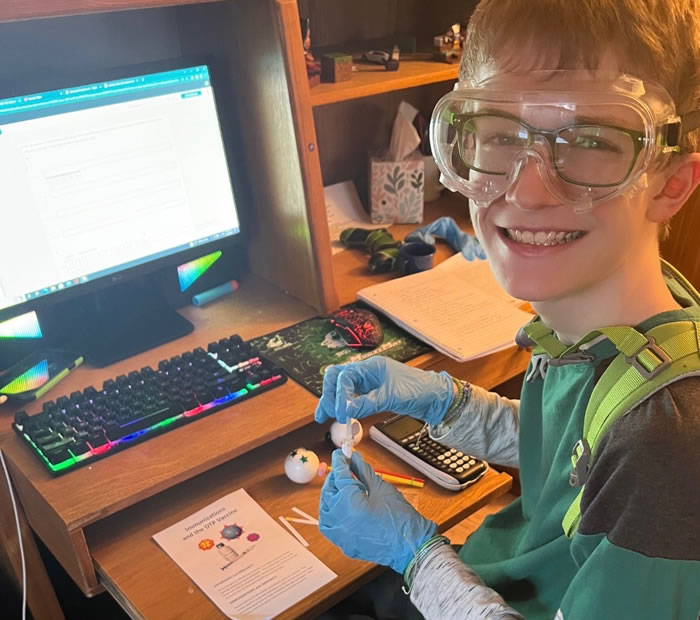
left=0, top=55, right=247, bottom=324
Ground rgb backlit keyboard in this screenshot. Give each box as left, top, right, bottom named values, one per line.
left=12, top=334, right=286, bottom=475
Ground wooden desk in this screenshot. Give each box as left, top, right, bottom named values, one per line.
left=0, top=248, right=530, bottom=618
left=87, top=418, right=511, bottom=619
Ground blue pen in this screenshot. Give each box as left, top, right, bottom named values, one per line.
left=192, top=280, right=239, bottom=307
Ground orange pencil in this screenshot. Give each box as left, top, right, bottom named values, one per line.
left=374, top=469, right=426, bottom=487
left=318, top=463, right=425, bottom=488
left=375, top=472, right=425, bottom=488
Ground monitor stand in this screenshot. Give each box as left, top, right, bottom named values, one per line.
left=49, top=280, right=194, bottom=368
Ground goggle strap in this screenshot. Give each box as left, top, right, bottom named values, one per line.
left=666, top=121, right=682, bottom=148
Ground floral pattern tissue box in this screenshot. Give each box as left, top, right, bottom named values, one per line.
left=369, top=150, right=424, bottom=224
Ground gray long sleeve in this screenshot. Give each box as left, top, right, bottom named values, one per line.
left=410, top=544, right=524, bottom=619
left=429, top=384, right=520, bottom=468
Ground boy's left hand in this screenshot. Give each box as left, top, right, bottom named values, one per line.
left=319, top=449, right=437, bottom=574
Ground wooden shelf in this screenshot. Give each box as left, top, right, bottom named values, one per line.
left=310, top=60, right=458, bottom=107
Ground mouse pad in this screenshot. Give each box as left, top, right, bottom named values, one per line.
left=249, top=303, right=432, bottom=397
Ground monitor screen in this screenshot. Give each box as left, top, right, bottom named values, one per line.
left=0, top=63, right=241, bottom=314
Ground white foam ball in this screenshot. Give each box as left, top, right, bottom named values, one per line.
left=329, top=419, right=363, bottom=449
left=284, top=448, right=320, bottom=484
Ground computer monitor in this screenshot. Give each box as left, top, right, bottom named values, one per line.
left=0, top=60, right=244, bottom=366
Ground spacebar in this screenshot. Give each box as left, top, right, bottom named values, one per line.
left=109, top=407, right=179, bottom=438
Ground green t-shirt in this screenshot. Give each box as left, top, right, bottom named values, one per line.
left=460, top=302, right=700, bottom=619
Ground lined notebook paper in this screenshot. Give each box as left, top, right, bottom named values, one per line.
left=358, top=254, right=532, bottom=362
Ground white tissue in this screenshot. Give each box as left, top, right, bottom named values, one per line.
left=389, top=101, right=421, bottom=161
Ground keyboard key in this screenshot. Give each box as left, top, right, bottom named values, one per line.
left=70, top=441, right=90, bottom=455
left=87, top=432, right=108, bottom=448
left=45, top=448, right=73, bottom=465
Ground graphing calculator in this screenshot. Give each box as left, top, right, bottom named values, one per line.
left=370, top=414, right=488, bottom=491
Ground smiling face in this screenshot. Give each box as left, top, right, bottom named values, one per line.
left=470, top=163, right=660, bottom=303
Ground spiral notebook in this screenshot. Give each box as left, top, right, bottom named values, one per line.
left=357, top=254, right=532, bottom=362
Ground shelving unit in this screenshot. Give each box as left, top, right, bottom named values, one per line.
left=291, top=1, right=478, bottom=310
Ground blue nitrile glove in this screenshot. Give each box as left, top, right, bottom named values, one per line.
left=405, top=216, right=486, bottom=261
left=314, top=356, right=455, bottom=425
left=319, top=449, right=437, bottom=573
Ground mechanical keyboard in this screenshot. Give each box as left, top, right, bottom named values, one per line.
left=11, top=334, right=286, bottom=475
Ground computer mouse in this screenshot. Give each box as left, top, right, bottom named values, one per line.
left=328, top=308, right=384, bottom=349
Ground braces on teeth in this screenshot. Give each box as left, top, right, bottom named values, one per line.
left=505, top=229, right=584, bottom=246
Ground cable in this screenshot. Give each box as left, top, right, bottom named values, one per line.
left=1, top=449, right=27, bottom=620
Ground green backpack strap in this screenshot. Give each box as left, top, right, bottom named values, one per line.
left=562, top=319, right=700, bottom=537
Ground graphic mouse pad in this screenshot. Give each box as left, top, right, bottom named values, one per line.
left=249, top=303, right=431, bottom=396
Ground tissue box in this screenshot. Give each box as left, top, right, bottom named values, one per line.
left=321, top=52, right=352, bottom=82
left=369, top=150, right=424, bottom=224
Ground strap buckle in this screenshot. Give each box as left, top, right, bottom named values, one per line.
left=624, top=335, right=671, bottom=380
left=548, top=351, right=596, bottom=367
left=569, top=438, right=591, bottom=487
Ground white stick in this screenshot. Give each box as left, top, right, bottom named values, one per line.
left=286, top=517, right=317, bottom=525
left=291, top=507, right=319, bottom=524
left=278, top=516, right=309, bottom=547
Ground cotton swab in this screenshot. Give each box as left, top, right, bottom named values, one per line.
left=341, top=416, right=353, bottom=459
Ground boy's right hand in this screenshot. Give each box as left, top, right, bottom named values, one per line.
left=314, top=356, right=455, bottom=425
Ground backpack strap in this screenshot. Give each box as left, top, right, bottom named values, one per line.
left=562, top=319, right=700, bottom=537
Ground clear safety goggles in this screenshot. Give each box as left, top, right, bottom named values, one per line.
left=430, top=71, right=700, bottom=211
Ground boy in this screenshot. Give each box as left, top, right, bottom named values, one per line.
left=315, top=1, right=700, bottom=618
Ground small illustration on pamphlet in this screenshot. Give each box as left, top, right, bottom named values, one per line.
left=220, top=523, right=243, bottom=540
left=198, top=524, right=262, bottom=570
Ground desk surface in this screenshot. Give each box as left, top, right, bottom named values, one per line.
left=87, top=417, right=511, bottom=620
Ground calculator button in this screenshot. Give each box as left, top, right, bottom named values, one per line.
left=456, top=459, right=465, bottom=466
left=456, top=467, right=464, bottom=473
left=468, top=459, right=476, bottom=465
left=400, top=438, right=410, bottom=444
left=412, top=446, right=420, bottom=451
left=437, top=455, right=445, bottom=461
left=456, top=451, right=464, bottom=457
left=449, top=448, right=457, bottom=454
left=449, top=462, right=458, bottom=469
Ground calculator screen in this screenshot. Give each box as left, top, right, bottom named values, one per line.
left=382, top=416, right=422, bottom=440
